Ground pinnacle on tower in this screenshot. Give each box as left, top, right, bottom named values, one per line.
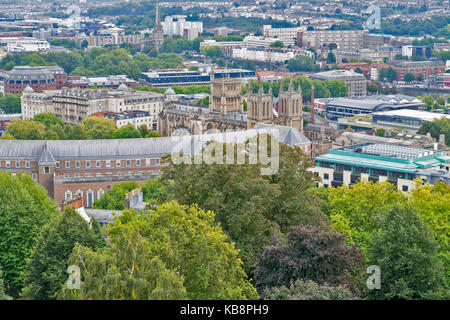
left=258, top=84, right=264, bottom=96
left=155, top=0, right=161, bottom=28
left=310, top=85, right=315, bottom=125
left=288, top=76, right=294, bottom=92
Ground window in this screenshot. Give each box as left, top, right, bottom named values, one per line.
left=26, top=161, right=30, bottom=168
left=65, top=161, right=70, bottom=168
left=402, top=185, right=409, bottom=192
left=97, top=189, right=104, bottom=200
left=155, top=158, right=160, bottom=165
left=44, top=167, right=50, bottom=174
left=106, top=160, right=111, bottom=168
left=55, top=161, right=60, bottom=168
left=86, top=160, right=90, bottom=168
left=65, top=191, right=72, bottom=201
left=32, top=173, right=37, bottom=180
left=324, top=184, right=329, bottom=188
left=116, top=160, right=121, bottom=167
left=87, top=190, right=94, bottom=207
left=126, top=160, right=131, bottom=167
left=96, top=160, right=101, bottom=168
left=64, top=173, right=69, bottom=178
left=76, top=161, right=80, bottom=168
left=6, top=161, right=10, bottom=168
left=136, top=159, right=141, bottom=167
left=146, top=158, right=150, bottom=166
left=15, top=161, right=20, bottom=168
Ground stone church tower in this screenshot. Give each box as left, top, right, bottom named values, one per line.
left=151, top=0, right=164, bottom=51
left=209, top=72, right=242, bottom=115
left=246, top=83, right=274, bottom=129
left=277, top=78, right=303, bottom=132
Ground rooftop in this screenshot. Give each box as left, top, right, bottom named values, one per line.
left=311, top=69, right=366, bottom=80
left=315, top=142, right=450, bottom=173
left=372, top=109, right=450, bottom=122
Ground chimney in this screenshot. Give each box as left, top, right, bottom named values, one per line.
left=310, top=85, right=315, bottom=125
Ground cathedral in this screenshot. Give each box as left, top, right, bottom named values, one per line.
left=157, top=72, right=305, bottom=137
left=246, top=78, right=303, bottom=132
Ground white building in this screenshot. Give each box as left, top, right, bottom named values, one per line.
left=0, top=37, right=50, bottom=53
left=262, top=25, right=302, bottom=46
left=162, top=15, right=203, bottom=38
left=232, top=47, right=313, bottom=63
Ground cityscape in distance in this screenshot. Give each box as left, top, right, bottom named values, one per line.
left=0, top=0, right=448, bottom=309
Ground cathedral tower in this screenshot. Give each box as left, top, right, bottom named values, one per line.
left=277, top=77, right=303, bottom=132
left=209, top=71, right=243, bottom=115
left=246, top=82, right=274, bottom=129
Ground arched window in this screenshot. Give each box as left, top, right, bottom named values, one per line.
left=97, top=189, right=104, bottom=200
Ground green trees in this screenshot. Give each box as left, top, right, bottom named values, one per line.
left=269, top=40, right=285, bottom=48
left=418, top=117, right=450, bottom=145
left=21, top=208, right=103, bottom=300
left=106, top=202, right=258, bottom=300
left=58, top=235, right=186, bottom=300
left=379, top=67, right=397, bottom=82
left=254, top=225, right=364, bottom=296
left=404, top=72, right=416, bottom=82
left=0, top=268, right=11, bottom=300
left=0, top=49, right=184, bottom=81
left=263, top=280, right=356, bottom=300
left=111, top=124, right=142, bottom=139
left=327, top=181, right=405, bottom=253
left=82, top=117, right=117, bottom=139
left=6, top=119, right=46, bottom=140
left=49, top=39, right=81, bottom=50
left=201, top=46, right=224, bottom=58
left=162, top=139, right=327, bottom=274
left=326, top=52, right=336, bottom=64
left=367, top=205, right=448, bottom=300
left=0, top=172, right=59, bottom=297
left=287, top=55, right=320, bottom=72
left=93, top=181, right=138, bottom=210
left=0, top=93, right=21, bottom=114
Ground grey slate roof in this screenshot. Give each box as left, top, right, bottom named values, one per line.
left=0, top=125, right=311, bottom=160
left=38, top=141, right=56, bottom=166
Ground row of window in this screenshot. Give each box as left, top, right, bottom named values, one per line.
left=1, top=158, right=161, bottom=169
left=2, top=161, right=31, bottom=168
left=58, top=171, right=152, bottom=178
left=56, top=158, right=160, bottom=169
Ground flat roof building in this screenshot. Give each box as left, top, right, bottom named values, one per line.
left=310, top=142, right=450, bottom=191
left=310, top=70, right=367, bottom=98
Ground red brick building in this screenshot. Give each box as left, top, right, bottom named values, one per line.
left=1, top=66, right=67, bottom=94
left=392, top=60, right=446, bottom=82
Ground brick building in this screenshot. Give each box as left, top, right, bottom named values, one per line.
left=392, top=60, right=446, bottom=82
left=21, top=86, right=164, bottom=125
left=0, top=66, right=67, bottom=94
left=0, top=126, right=311, bottom=207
